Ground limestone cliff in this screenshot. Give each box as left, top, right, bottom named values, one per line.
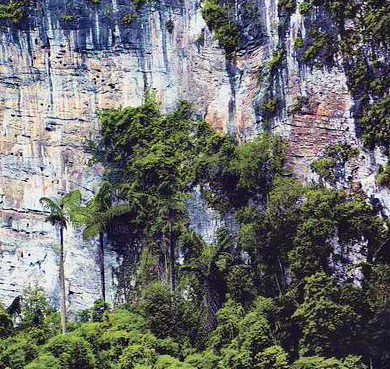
left=0, top=0, right=388, bottom=312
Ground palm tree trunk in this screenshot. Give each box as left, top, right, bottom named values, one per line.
left=59, top=227, right=67, bottom=334
left=99, top=232, right=106, bottom=302
left=169, top=223, right=175, bottom=292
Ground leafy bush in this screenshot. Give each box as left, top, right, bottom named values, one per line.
left=0, top=0, right=29, bottom=23
left=184, top=351, right=220, bottom=369
left=254, top=345, right=289, bottom=369
left=119, top=344, right=156, bottom=368
left=25, top=354, right=60, bottom=369
left=155, top=355, right=195, bottom=369
left=299, top=1, right=312, bottom=14
left=201, top=0, right=240, bottom=55
left=0, top=303, right=12, bottom=338
left=45, top=334, right=96, bottom=369
left=139, top=283, right=190, bottom=340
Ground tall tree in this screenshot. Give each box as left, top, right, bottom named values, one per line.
left=39, top=189, right=83, bottom=334
left=81, top=182, right=143, bottom=301
left=81, top=182, right=113, bottom=302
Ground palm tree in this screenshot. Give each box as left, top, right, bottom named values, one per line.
left=81, top=182, right=113, bottom=302
left=40, top=189, right=83, bottom=334
left=181, top=228, right=234, bottom=331
left=81, top=182, right=144, bottom=302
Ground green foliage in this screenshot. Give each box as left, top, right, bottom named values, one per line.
left=311, top=142, right=359, bottom=184
left=299, top=1, right=312, bottom=15
left=291, top=355, right=367, bottom=368
left=261, top=98, right=279, bottom=118
left=197, top=133, right=286, bottom=212
left=45, top=334, right=96, bottom=369
left=268, top=47, right=285, bottom=74
left=238, top=177, right=304, bottom=294
left=196, top=30, right=205, bottom=43
left=155, top=355, right=195, bottom=369
left=296, top=0, right=390, bottom=150
left=210, top=299, right=245, bottom=351
left=40, top=190, right=84, bottom=229
left=278, top=0, right=296, bottom=13
left=294, top=35, right=304, bottom=48
left=20, top=287, right=54, bottom=331
left=91, top=299, right=109, bottom=322
left=123, top=13, right=137, bottom=25
left=0, top=0, right=29, bottom=23
left=131, top=0, right=158, bottom=10
left=226, top=265, right=255, bottom=305
left=255, top=345, right=289, bottom=369
left=119, top=344, right=156, bottom=368
left=289, top=95, right=309, bottom=114
left=360, top=95, right=390, bottom=149
left=302, top=27, right=336, bottom=64
left=0, top=303, right=12, bottom=338
left=292, top=272, right=358, bottom=357
left=63, top=13, right=75, bottom=22
left=25, top=354, right=60, bottom=369
left=74, top=98, right=390, bottom=369
left=184, top=351, right=220, bottom=368
left=139, top=283, right=191, bottom=340
left=0, top=335, right=39, bottom=369
left=201, top=0, right=240, bottom=55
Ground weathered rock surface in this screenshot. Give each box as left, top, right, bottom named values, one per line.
left=0, top=0, right=387, bottom=312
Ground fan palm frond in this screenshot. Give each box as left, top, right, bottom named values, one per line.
left=83, top=222, right=103, bottom=241
left=103, top=203, right=134, bottom=222
left=40, top=197, right=66, bottom=227
left=61, top=189, right=82, bottom=210
left=40, top=197, right=61, bottom=214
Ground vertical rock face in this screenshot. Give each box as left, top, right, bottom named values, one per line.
left=0, top=0, right=386, bottom=310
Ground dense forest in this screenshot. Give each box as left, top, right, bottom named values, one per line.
left=0, top=93, right=390, bottom=368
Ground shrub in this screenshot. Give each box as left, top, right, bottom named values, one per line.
left=119, top=344, right=156, bottom=368
left=46, top=334, right=96, bottom=369
left=268, top=47, right=285, bottom=73
left=92, top=299, right=109, bottom=322
left=0, top=0, right=29, bottom=23
left=201, top=0, right=240, bottom=55
left=254, top=345, right=289, bottom=369
left=25, top=354, right=60, bottom=369
left=0, top=303, right=12, bottom=338
left=184, top=351, right=220, bottom=368
left=155, top=355, right=195, bottom=369
left=294, top=35, right=304, bottom=48
left=123, top=13, right=137, bottom=25
left=139, top=283, right=189, bottom=340
left=0, top=338, right=38, bottom=369
left=377, top=162, right=390, bottom=188
left=299, top=1, right=312, bottom=15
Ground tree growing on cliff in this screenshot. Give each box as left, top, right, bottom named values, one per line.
left=39, top=190, right=84, bottom=334
left=80, top=182, right=145, bottom=301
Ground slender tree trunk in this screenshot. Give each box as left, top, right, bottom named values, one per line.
left=162, top=232, right=168, bottom=286
left=59, top=227, right=67, bottom=334
left=169, top=223, right=175, bottom=292
left=99, top=232, right=106, bottom=302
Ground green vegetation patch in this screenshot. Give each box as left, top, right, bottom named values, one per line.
left=377, top=161, right=390, bottom=188
left=311, top=142, right=359, bottom=184
left=0, top=0, right=30, bottom=24
left=201, top=0, right=241, bottom=56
